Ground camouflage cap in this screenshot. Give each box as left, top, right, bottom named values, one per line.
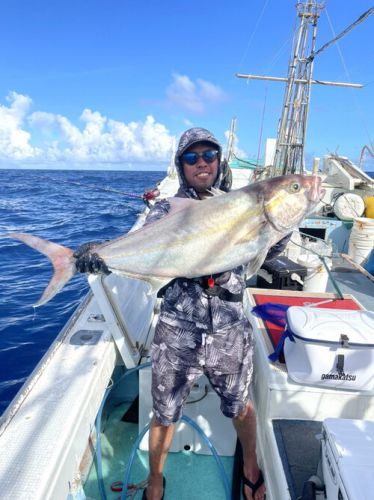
left=175, top=127, right=222, bottom=167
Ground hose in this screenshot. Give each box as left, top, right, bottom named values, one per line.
left=120, top=415, right=231, bottom=500
left=95, top=362, right=231, bottom=500
left=95, top=362, right=151, bottom=500
left=182, top=415, right=231, bottom=500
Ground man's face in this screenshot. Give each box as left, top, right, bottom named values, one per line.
left=181, top=142, right=219, bottom=193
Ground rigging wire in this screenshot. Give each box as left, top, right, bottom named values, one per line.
left=325, top=9, right=355, bottom=82
left=264, top=35, right=294, bottom=76
left=255, top=86, right=268, bottom=169
left=236, top=0, right=271, bottom=72
left=323, top=7, right=374, bottom=152
left=308, top=6, right=374, bottom=61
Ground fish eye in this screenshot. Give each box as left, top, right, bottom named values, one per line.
left=289, top=182, right=301, bottom=193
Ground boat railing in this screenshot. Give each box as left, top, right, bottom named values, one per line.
left=88, top=273, right=157, bottom=368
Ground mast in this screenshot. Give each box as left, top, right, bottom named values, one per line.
left=273, top=0, right=323, bottom=175
left=236, top=0, right=363, bottom=176
left=226, top=117, right=237, bottom=163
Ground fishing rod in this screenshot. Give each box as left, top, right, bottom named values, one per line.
left=39, top=175, right=160, bottom=204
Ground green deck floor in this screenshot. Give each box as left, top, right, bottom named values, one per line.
left=84, top=403, right=234, bottom=500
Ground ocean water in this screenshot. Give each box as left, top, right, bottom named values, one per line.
left=0, top=169, right=164, bottom=415
left=1, top=169, right=373, bottom=416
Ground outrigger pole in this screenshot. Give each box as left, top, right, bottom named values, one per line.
left=236, top=0, right=365, bottom=177
left=236, top=74, right=363, bottom=88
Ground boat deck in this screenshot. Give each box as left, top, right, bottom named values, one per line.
left=83, top=393, right=235, bottom=500
left=326, top=253, right=374, bottom=311
left=273, top=419, right=322, bottom=500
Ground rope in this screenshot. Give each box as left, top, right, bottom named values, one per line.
left=232, top=153, right=258, bottom=168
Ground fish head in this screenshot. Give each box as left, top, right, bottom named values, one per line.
left=262, top=175, right=324, bottom=232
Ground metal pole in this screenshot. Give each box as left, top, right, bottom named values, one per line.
left=235, top=74, right=363, bottom=89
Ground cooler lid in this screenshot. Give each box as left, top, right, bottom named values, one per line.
left=323, top=418, right=374, bottom=465
left=343, top=464, right=374, bottom=500
left=287, top=307, right=374, bottom=345
left=324, top=418, right=374, bottom=499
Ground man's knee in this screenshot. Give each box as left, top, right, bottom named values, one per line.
left=233, top=401, right=255, bottom=422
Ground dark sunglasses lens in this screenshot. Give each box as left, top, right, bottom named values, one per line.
left=182, top=152, right=198, bottom=165
left=181, top=150, right=218, bottom=165
left=203, top=150, right=217, bottom=162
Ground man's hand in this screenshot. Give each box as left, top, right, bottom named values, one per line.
left=73, top=242, right=111, bottom=275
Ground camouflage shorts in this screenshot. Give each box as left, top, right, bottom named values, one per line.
left=150, top=319, right=254, bottom=425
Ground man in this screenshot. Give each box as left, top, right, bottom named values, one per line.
left=142, top=128, right=268, bottom=500
left=75, top=127, right=283, bottom=499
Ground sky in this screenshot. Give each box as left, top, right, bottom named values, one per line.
left=0, top=0, right=373, bottom=171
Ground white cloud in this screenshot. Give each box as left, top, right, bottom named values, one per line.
left=0, top=81, right=227, bottom=168
left=47, top=111, right=171, bottom=163
left=0, top=92, right=40, bottom=160
left=197, top=79, right=225, bottom=102
left=166, top=73, right=226, bottom=113
left=1, top=92, right=175, bottom=166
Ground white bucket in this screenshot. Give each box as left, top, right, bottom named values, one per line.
left=348, top=217, right=374, bottom=265
left=297, top=254, right=332, bottom=293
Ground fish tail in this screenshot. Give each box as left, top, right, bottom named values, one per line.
left=9, top=233, right=76, bottom=307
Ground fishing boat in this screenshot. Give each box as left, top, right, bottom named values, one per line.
left=1, top=1, right=374, bottom=500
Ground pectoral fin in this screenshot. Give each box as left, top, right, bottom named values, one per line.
left=245, top=253, right=267, bottom=279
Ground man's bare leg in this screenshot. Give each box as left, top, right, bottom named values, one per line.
left=144, top=416, right=175, bottom=500
left=233, top=402, right=266, bottom=500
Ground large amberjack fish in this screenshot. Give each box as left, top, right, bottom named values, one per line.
left=8, top=175, right=323, bottom=306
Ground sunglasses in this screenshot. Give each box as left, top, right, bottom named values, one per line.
left=181, top=149, right=219, bottom=166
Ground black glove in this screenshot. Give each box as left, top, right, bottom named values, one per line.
left=73, top=241, right=111, bottom=275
